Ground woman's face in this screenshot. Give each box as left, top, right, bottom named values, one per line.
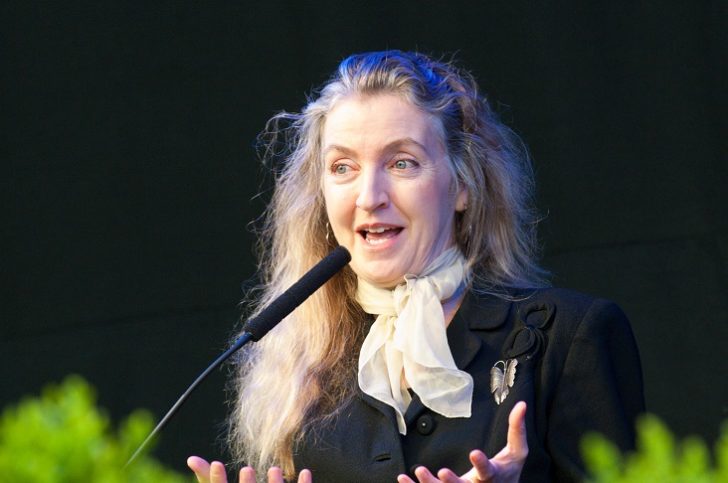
left=322, top=94, right=467, bottom=288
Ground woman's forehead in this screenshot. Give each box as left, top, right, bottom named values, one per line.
left=321, top=94, right=446, bottom=155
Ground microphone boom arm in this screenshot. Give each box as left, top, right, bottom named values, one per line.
left=125, top=246, right=351, bottom=467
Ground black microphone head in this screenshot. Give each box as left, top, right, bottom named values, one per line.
left=243, top=246, right=351, bottom=340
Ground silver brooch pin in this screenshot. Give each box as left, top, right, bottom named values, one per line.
left=490, top=359, right=518, bottom=405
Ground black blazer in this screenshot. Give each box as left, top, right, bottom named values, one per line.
left=293, top=288, right=645, bottom=482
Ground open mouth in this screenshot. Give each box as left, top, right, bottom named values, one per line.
left=358, top=226, right=403, bottom=245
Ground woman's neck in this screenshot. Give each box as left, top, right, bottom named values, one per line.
left=442, top=282, right=467, bottom=327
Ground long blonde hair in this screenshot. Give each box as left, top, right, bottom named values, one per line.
left=227, top=50, right=548, bottom=478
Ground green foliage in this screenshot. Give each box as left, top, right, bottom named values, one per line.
left=0, top=375, right=189, bottom=483
left=582, top=414, right=728, bottom=483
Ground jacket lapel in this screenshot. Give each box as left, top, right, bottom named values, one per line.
left=360, top=390, right=399, bottom=427
left=450, top=290, right=512, bottom=369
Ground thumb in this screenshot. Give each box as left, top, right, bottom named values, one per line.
left=506, top=401, right=528, bottom=458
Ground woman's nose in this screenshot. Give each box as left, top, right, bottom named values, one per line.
left=355, top=170, right=389, bottom=212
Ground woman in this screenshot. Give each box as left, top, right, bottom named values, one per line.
left=188, top=50, right=644, bottom=482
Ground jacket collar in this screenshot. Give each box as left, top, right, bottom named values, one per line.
left=460, top=289, right=513, bottom=331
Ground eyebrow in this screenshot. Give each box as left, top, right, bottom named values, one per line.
left=322, top=137, right=430, bottom=158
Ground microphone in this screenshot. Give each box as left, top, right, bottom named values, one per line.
left=243, top=245, right=351, bottom=340
left=126, top=246, right=351, bottom=466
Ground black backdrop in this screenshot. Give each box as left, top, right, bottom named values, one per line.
left=3, top=1, right=726, bottom=473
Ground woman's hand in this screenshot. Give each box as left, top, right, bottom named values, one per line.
left=397, top=401, right=528, bottom=483
left=187, top=456, right=313, bottom=483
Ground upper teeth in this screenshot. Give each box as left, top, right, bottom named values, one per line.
left=367, top=227, right=390, bottom=233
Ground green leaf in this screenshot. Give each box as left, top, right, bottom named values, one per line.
left=582, top=414, right=728, bottom=482
left=0, top=375, right=188, bottom=483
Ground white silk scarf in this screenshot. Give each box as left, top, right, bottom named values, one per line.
left=356, top=247, right=473, bottom=434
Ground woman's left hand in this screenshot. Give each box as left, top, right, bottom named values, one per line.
left=396, top=401, right=528, bottom=483
left=187, top=456, right=313, bottom=483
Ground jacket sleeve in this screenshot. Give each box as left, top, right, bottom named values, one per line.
left=546, top=299, right=645, bottom=482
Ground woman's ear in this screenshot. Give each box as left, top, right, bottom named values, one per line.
left=455, top=184, right=469, bottom=212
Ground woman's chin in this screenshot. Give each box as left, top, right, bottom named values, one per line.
left=355, top=267, right=405, bottom=289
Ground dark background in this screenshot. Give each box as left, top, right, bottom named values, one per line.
left=2, top=1, right=726, bottom=474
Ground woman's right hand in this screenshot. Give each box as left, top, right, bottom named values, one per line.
left=396, top=401, right=528, bottom=483
left=187, top=456, right=313, bottom=483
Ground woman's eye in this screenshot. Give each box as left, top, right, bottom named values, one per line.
left=393, top=159, right=415, bottom=170
left=333, top=163, right=350, bottom=175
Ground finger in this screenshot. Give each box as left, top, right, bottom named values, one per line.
left=468, top=450, right=497, bottom=480
left=436, top=467, right=464, bottom=483
left=414, top=466, right=439, bottom=482
left=239, top=467, right=257, bottom=483
left=267, top=466, right=284, bottom=483
left=397, top=474, right=416, bottom=483
left=298, top=469, right=313, bottom=483
left=210, top=461, right=229, bottom=483
left=506, top=401, right=528, bottom=458
left=187, top=456, right=211, bottom=483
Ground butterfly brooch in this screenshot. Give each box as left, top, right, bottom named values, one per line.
left=490, top=359, right=518, bottom=405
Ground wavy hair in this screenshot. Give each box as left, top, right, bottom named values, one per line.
left=227, top=50, right=548, bottom=479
